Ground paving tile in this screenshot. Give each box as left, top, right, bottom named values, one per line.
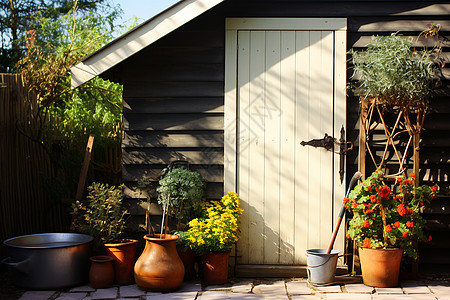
left=427, top=281, right=450, bottom=295
left=322, top=294, right=372, bottom=300
left=402, top=286, right=432, bottom=294
left=436, top=295, right=450, bottom=300
left=54, top=293, right=88, bottom=300
left=286, top=281, right=314, bottom=295
left=344, top=283, right=374, bottom=293
left=400, top=280, right=431, bottom=294
left=314, top=285, right=342, bottom=293
left=261, top=295, right=289, bottom=300
left=90, top=286, right=118, bottom=299
left=375, top=287, right=404, bottom=294
left=197, top=291, right=262, bottom=299
left=177, top=282, right=202, bottom=292
left=120, top=284, right=146, bottom=297
left=19, top=290, right=57, bottom=300
left=146, top=291, right=198, bottom=300
left=231, top=282, right=253, bottom=293
left=70, top=285, right=96, bottom=292
left=253, top=282, right=286, bottom=295
left=372, top=295, right=437, bottom=300
left=291, top=295, right=322, bottom=300
left=203, top=283, right=232, bottom=291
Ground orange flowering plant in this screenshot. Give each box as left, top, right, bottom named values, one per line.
left=345, top=169, right=438, bottom=259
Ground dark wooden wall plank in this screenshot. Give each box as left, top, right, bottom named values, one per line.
left=123, top=165, right=224, bottom=183
left=123, top=131, right=224, bottom=148
left=123, top=82, right=224, bottom=98
left=123, top=148, right=223, bottom=165
left=228, top=2, right=450, bottom=17
left=123, top=114, right=224, bottom=131
left=123, top=97, right=224, bottom=114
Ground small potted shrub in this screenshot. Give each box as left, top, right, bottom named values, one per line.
left=71, top=182, right=137, bottom=285
left=187, top=191, right=243, bottom=285
left=134, top=164, right=205, bottom=290
left=344, top=170, right=438, bottom=287
left=156, top=166, right=205, bottom=232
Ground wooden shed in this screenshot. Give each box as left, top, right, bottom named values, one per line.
left=71, top=0, right=450, bottom=276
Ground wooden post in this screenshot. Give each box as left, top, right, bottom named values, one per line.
left=359, top=99, right=369, bottom=178
left=75, top=134, right=95, bottom=201
left=413, top=132, right=420, bottom=187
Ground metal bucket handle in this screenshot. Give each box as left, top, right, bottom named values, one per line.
left=307, top=255, right=333, bottom=268
left=2, top=256, right=30, bottom=274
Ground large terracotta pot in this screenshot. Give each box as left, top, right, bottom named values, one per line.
left=104, top=239, right=138, bottom=285
left=359, top=247, right=403, bottom=287
left=177, top=247, right=197, bottom=281
left=134, top=234, right=184, bottom=291
left=89, top=255, right=114, bottom=289
left=201, top=252, right=230, bottom=285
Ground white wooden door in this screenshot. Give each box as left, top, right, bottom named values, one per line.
left=225, top=19, right=347, bottom=265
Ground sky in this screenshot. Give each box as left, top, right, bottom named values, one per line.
left=112, top=0, right=181, bottom=29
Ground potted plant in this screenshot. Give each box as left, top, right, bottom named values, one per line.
left=134, top=163, right=205, bottom=290
left=71, top=182, right=138, bottom=285
left=344, top=169, right=437, bottom=287
left=174, top=231, right=197, bottom=281
left=187, top=191, right=243, bottom=285
left=156, top=165, right=205, bottom=232
left=349, top=32, right=441, bottom=176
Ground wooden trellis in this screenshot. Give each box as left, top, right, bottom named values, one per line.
left=358, top=97, right=425, bottom=183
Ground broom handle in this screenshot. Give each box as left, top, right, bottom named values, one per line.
left=326, top=172, right=363, bottom=254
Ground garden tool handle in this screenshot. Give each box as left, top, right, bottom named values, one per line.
left=325, top=171, right=363, bottom=254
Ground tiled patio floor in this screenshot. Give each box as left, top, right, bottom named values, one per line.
left=14, top=276, right=450, bottom=300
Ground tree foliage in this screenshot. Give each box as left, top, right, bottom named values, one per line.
left=15, top=1, right=126, bottom=201
left=0, top=0, right=119, bottom=72
left=19, top=2, right=123, bottom=147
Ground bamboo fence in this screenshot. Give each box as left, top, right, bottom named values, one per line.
left=0, top=73, right=122, bottom=258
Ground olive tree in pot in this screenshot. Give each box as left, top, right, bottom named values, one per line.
left=134, top=162, right=205, bottom=290
left=71, top=183, right=138, bottom=285
left=349, top=31, right=442, bottom=177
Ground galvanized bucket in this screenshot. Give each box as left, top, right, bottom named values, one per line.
left=306, top=249, right=340, bottom=285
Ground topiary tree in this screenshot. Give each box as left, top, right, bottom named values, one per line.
left=349, top=32, right=442, bottom=178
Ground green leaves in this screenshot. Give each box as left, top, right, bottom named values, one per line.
left=156, top=167, right=206, bottom=231
left=71, top=183, right=127, bottom=244
left=350, top=33, right=437, bottom=108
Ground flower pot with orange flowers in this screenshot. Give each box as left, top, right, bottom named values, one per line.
left=344, top=170, right=437, bottom=287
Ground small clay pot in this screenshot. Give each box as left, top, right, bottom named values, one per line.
left=89, top=255, right=114, bottom=289
left=105, top=239, right=138, bottom=285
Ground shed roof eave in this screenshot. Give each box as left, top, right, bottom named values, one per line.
left=70, top=0, right=225, bottom=89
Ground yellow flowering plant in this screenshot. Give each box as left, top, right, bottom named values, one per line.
left=187, top=192, right=243, bottom=255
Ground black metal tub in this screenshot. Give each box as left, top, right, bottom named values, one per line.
left=2, top=233, right=93, bottom=289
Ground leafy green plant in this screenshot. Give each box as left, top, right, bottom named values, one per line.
left=156, top=167, right=206, bottom=231
left=345, top=170, right=438, bottom=259
left=71, top=183, right=127, bottom=247
left=174, top=231, right=193, bottom=252
left=349, top=33, right=438, bottom=109
left=187, top=192, right=243, bottom=255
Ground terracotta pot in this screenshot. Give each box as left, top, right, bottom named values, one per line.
left=89, top=255, right=114, bottom=289
left=359, top=247, right=403, bottom=287
left=177, top=247, right=197, bottom=281
left=201, top=252, right=230, bottom=285
left=104, top=239, right=138, bottom=285
left=134, top=234, right=184, bottom=291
